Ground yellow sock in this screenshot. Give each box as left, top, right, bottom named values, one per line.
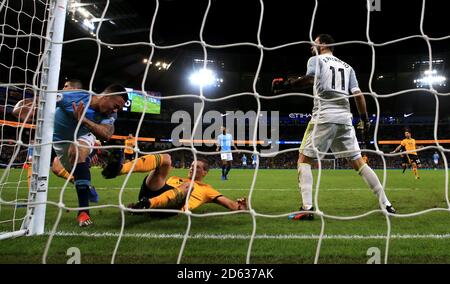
left=120, top=154, right=163, bottom=175
left=57, top=168, right=74, bottom=182
left=149, top=187, right=185, bottom=209
left=413, top=167, right=419, bottom=178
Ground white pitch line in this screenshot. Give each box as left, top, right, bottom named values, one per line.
left=28, top=231, right=450, bottom=240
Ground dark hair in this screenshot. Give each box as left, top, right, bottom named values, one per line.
left=404, top=128, right=411, bottom=133
left=316, top=34, right=335, bottom=52
left=104, top=84, right=128, bottom=102
left=65, top=79, right=83, bottom=89
left=196, top=158, right=209, bottom=172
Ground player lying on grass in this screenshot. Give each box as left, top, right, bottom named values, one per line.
left=102, top=153, right=248, bottom=216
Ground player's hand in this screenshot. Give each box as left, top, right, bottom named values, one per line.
left=236, top=197, right=247, bottom=210
left=271, top=77, right=291, bottom=94
left=357, top=116, right=371, bottom=144
left=90, top=154, right=99, bottom=166
left=72, top=101, right=85, bottom=122
left=12, top=99, right=36, bottom=122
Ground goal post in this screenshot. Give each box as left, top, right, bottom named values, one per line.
left=318, top=158, right=336, bottom=170
left=0, top=0, right=67, bottom=239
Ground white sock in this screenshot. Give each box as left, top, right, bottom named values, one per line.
left=359, top=164, right=391, bottom=207
left=298, top=163, right=313, bottom=210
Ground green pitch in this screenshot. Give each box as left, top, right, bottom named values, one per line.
left=1, top=168, right=449, bottom=264
left=131, top=94, right=160, bottom=114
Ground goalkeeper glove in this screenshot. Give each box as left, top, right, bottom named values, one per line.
left=271, top=78, right=291, bottom=94
left=236, top=197, right=247, bottom=210
left=357, top=115, right=371, bottom=144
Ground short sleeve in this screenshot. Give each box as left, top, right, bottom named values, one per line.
left=205, top=186, right=222, bottom=202
left=306, top=56, right=318, bottom=76
left=349, top=68, right=361, bottom=93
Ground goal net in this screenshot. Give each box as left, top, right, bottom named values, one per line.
left=0, top=0, right=60, bottom=239
left=0, top=0, right=449, bottom=265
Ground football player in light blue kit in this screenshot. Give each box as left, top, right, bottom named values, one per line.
left=272, top=34, right=396, bottom=220
left=251, top=153, right=258, bottom=168
left=53, top=84, right=127, bottom=226
left=432, top=151, right=439, bottom=170
left=216, top=127, right=236, bottom=180
left=241, top=154, right=247, bottom=168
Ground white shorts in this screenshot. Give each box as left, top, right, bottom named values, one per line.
left=53, top=133, right=96, bottom=171
left=434, top=160, right=439, bottom=164
left=242, top=162, right=247, bottom=166
left=300, top=122, right=361, bottom=160
left=221, top=152, right=233, bottom=161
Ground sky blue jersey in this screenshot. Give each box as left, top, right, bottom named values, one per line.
left=217, top=133, right=233, bottom=152
left=53, top=91, right=116, bottom=141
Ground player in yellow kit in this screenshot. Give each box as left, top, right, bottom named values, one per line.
left=391, top=129, right=421, bottom=179
left=101, top=153, right=247, bottom=217
left=124, top=134, right=136, bottom=161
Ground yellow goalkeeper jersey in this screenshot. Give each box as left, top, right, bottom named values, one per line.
left=166, top=176, right=222, bottom=211
left=400, top=138, right=417, bottom=155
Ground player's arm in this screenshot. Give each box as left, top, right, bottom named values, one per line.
left=72, top=101, right=114, bottom=140
left=214, top=196, right=247, bottom=211
left=288, top=75, right=315, bottom=89
left=391, top=144, right=403, bottom=153
left=272, top=57, right=317, bottom=94
left=354, top=91, right=369, bottom=122
left=12, top=98, right=36, bottom=122
left=272, top=75, right=314, bottom=94
left=216, top=137, right=221, bottom=152
left=349, top=67, right=371, bottom=134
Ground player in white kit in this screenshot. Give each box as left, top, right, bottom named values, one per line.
left=272, top=34, right=396, bottom=220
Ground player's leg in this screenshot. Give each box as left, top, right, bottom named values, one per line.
left=350, top=158, right=395, bottom=213
left=141, top=154, right=172, bottom=195
left=296, top=153, right=315, bottom=210
left=334, top=125, right=396, bottom=213
left=401, top=154, right=409, bottom=173
left=411, top=162, right=418, bottom=178
left=26, top=160, right=32, bottom=191
left=51, top=156, right=74, bottom=182
left=290, top=123, right=333, bottom=220
left=224, top=154, right=232, bottom=179
left=120, top=153, right=167, bottom=176
left=129, top=154, right=185, bottom=213
left=67, top=134, right=96, bottom=226
left=220, top=157, right=227, bottom=180
left=411, top=156, right=420, bottom=179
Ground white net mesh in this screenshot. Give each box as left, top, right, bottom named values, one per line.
left=0, top=0, right=49, bottom=236
left=1, top=0, right=450, bottom=264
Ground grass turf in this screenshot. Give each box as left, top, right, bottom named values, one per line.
left=1, top=167, right=449, bottom=264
